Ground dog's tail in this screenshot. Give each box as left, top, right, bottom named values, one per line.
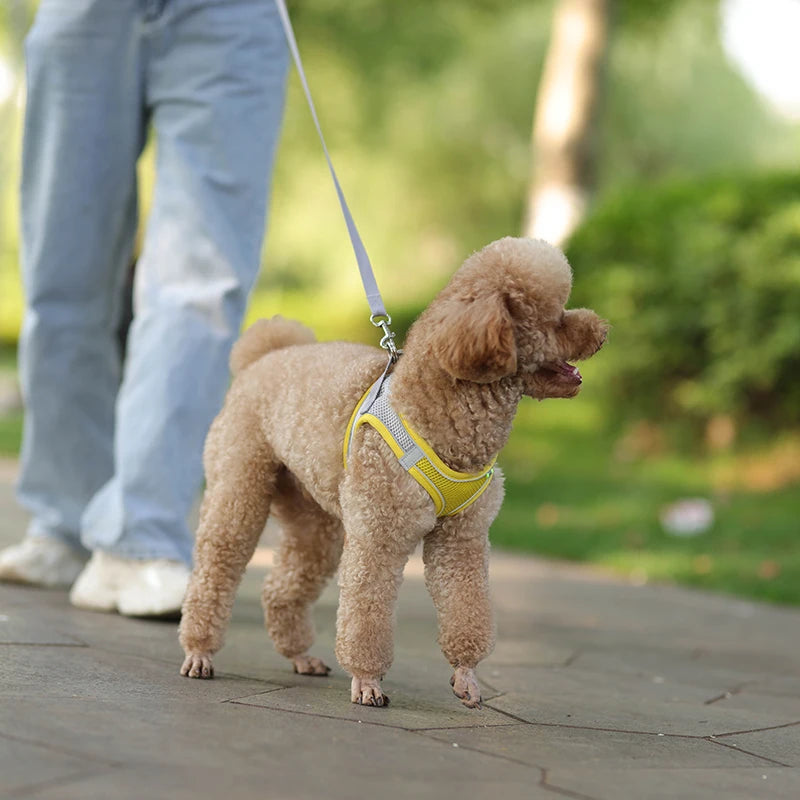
left=230, top=316, right=316, bottom=376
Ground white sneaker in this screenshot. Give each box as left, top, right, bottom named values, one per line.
left=0, top=536, right=88, bottom=588
left=68, top=551, right=119, bottom=612
left=70, top=551, right=190, bottom=618
left=117, top=559, right=190, bottom=617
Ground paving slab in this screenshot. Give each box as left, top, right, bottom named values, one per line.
left=1, top=458, right=799, bottom=799
left=567, top=646, right=784, bottom=690
left=480, top=657, right=800, bottom=732
left=545, top=766, right=800, bottom=800
left=491, top=578, right=800, bottom=672
left=750, top=674, right=800, bottom=695
left=233, top=681, right=515, bottom=730
left=720, top=724, right=800, bottom=768
left=0, top=612, right=85, bottom=646
left=19, top=763, right=549, bottom=800
left=5, top=705, right=548, bottom=800
left=0, top=734, right=100, bottom=798
left=487, top=684, right=800, bottom=738
left=418, top=723, right=773, bottom=769
left=1, top=642, right=281, bottom=704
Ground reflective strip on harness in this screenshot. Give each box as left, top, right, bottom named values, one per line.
left=343, top=375, right=495, bottom=517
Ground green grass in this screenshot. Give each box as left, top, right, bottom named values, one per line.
left=494, top=377, right=800, bottom=606
left=0, top=350, right=797, bottom=606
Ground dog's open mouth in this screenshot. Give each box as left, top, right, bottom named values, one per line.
left=539, top=360, right=582, bottom=385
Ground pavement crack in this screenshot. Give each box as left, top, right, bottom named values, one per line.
left=482, top=661, right=569, bottom=670
left=208, top=669, right=292, bottom=685
left=482, top=703, right=702, bottom=739
left=0, top=731, right=122, bottom=769
left=712, top=720, right=800, bottom=738
left=540, top=768, right=601, bottom=800
left=705, top=737, right=793, bottom=767
left=91, top=643, right=293, bottom=689
left=410, top=730, right=543, bottom=770
left=228, top=699, right=416, bottom=730
left=220, top=686, right=290, bottom=703
left=481, top=703, right=534, bottom=725
left=8, top=767, right=115, bottom=799
left=412, top=722, right=521, bottom=732
left=227, top=699, right=514, bottom=731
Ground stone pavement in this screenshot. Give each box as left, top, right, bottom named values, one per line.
left=1, top=457, right=799, bottom=800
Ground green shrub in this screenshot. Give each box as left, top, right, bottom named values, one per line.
left=567, top=172, right=800, bottom=437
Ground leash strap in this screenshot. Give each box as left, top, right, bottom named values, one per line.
left=273, top=0, right=398, bottom=360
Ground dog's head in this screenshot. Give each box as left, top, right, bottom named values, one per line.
left=416, top=237, right=608, bottom=399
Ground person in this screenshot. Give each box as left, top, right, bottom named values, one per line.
left=0, top=0, right=289, bottom=617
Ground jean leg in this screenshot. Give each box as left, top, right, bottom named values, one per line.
left=81, top=0, right=288, bottom=563
left=16, top=0, right=145, bottom=549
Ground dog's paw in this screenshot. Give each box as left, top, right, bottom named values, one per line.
left=450, top=667, right=482, bottom=708
left=292, top=654, right=332, bottom=676
left=351, top=676, right=390, bottom=707
left=180, top=652, right=215, bottom=679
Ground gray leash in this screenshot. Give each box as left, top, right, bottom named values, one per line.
left=273, top=0, right=399, bottom=362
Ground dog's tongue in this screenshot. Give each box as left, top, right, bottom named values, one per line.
left=558, top=361, right=582, bottom=382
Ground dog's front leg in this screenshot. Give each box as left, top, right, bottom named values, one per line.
left=422, top=477, right=504, bottom=708
left=336, top=467, right=435, bottom=707
left=335, top=520, right=421, bottom=707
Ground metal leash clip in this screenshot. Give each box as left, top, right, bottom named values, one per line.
left=370, top=314, right=401, bottom=362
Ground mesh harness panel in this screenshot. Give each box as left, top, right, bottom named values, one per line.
left=343, top=375, right=495, bottom=517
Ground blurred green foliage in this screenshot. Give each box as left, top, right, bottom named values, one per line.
left=258, top=0, right=799, bottom=327
left=568, top=172, right=800, bottom=437
left=3, top=0, right=799, bottom=346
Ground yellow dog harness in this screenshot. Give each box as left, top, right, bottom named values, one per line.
left=343, top=374, right=495, bottom=517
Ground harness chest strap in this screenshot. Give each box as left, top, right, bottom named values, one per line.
left=343, top=375, right=496, bottom=517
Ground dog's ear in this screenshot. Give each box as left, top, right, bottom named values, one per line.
left=432, top=293, right=517, bottom=383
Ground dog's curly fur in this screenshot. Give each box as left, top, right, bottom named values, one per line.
left=179, top=237, right=608, bottom=708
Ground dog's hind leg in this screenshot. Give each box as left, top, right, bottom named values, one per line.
left=179, top=402, right=277, bottom=679
left=262, top=472, right=343, bottom=675
left=422, top=476, right=505, bottom=708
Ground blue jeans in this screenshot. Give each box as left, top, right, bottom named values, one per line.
left=16, top=0, right=288, bottom=564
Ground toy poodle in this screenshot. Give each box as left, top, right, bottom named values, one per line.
left=179, top=237, right=608, bottom=708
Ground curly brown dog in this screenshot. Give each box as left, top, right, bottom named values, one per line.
left=179, top=237, right=607, bottom=708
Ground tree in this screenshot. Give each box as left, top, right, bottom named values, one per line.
left=524, top=0, right=611, bottom=246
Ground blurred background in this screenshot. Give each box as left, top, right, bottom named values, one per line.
left=0, top=0, right=798, bottom=602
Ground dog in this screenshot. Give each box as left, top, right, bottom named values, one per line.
left=179, top=237, right=608, bottom=708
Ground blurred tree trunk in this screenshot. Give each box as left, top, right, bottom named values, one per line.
left=524, top=0, right=611, bottom=246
